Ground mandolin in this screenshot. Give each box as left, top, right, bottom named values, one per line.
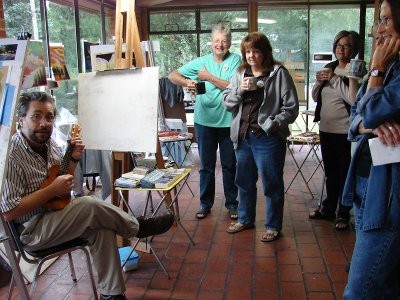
left=42, top=124, right=81, bottom=210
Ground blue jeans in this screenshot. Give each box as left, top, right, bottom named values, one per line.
left=194, top=123, right=238, bottom=210
left=344, top=176, right=400, bottom=299
left=235, top=130, right=286, bottom=231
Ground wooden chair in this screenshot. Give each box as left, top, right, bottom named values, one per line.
left=6, top=220, right=98, bottom=300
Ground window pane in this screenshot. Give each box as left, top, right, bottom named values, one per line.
left=200, top=9, right=248, bottom=30
left=80, top=9, right=102, bottom=73
left=80, top=10, right=101, bottom=43
left=149, top=11, right=196, bottom=32
left=307, top=6, right=360, bottom=129
left=199, top=32, right=245, bottom=57
left=310, top=6, right=360, bottom=86
left=47, top=1, right=78, bottom=115
left=364, top=7, right=375, bottom=66
left=3, top=0, right=42, bottom=40
left=259, top=7, right=307, bottom=62
left=150, top=34, right=197, bottom=77
left=259, top=7, right=307, bottom=107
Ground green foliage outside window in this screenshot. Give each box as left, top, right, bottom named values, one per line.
left=200, top=10, right=248, bottom=30
left=3, top=0, right=40, bottom=39
left=149, top=9, right=248, bottom=77
left=258, top=8, right=307, bottom=63
left=149, top=11, right=196, bottom=32
left=151, top=34, right=197, bottom=76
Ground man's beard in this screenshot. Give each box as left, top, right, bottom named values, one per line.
left=28, top=129, right=51, bottom=145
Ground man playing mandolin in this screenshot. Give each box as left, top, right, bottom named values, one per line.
left=0, top=92, right=174, bottom=300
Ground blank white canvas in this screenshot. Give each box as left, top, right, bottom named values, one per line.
left=78, top=67, right=159, bottom=152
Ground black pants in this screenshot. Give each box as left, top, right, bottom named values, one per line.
left=319, top=131, right=352, bottom=219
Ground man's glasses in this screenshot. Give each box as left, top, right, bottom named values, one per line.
left=27, top=113, right=56, bottom=124
left=378, top=16, right=392, bottom=27
left=336, top=44, right=352, bottom=50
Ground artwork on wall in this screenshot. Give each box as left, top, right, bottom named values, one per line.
left=0, top=39, right=27, bottom=63
left=0, top=66, right=10, bottom=126
left=82, top=40, right=99, bottom=73
left=0, top=38, right=28, bottom=193
left=90, top=41, right=160, bottom=71
left=49, top=43, right=70, bottom=81
left=0, top=44, right=17, bottom=61
left=21, top=40, right=47, bottom=89
left=90, top=44, right=119, bottom=71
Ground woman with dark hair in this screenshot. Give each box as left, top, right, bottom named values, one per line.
left=342, top=0, right=400, bottom=298
left=309, top=30, right=361, bottom=231
left=222, top=32, right=298, bottom=242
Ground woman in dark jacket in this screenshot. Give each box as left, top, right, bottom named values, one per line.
left=309, top=30, right=361, bottom=231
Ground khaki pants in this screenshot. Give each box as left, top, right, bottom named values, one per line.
left=20, top=196, right=139, bottom=295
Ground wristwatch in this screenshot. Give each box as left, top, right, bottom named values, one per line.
left=369, top=69, right=385, bottom=78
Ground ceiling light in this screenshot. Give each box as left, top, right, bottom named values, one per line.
left=235, top=18, right=277, bottom=24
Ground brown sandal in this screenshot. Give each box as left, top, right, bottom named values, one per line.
left=227, top=222, right=254, bottom=234
left=260, top=229, right=280, bottom=242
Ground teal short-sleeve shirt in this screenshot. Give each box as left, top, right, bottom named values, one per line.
left=178, top=52, right=241, bottom=127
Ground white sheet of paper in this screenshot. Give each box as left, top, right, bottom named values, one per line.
left=369, top=137, right=400, bottom=166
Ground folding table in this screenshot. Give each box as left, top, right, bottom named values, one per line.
left=301, top=110, right=318, bottom=132
left=286, top=132, right=324, bottom=199
left=114, top=168, right=195, bottom=278
left=159, top=134, right=194, bottom=169
left=159, top=134, right=195, bottom=196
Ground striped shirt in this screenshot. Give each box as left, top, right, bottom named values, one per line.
left=0, top=132, right=63, bottom=223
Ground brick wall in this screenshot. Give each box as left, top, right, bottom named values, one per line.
left=0, top=0, right=6, bottom=38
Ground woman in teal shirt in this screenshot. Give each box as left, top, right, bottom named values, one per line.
left=168, top=23, right=241, bottom=219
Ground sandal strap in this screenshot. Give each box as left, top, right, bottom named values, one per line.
left=265, top=229, right=279, bottom=236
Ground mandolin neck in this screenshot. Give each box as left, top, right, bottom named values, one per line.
left=58, top=143, right=73, bottom=175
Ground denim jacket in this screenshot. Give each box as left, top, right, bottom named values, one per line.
left=342, top=58, right=400, bottom=231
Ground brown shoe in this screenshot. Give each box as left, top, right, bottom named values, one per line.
left=136, top=211, right=174, bottom=238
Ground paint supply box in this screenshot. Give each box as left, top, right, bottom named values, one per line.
left=118, top=246, right=139, bottom=272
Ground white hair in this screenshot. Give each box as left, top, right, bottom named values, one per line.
left=211, top=23, right=231, bottom=41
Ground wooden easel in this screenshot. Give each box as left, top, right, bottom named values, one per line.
left=114, top=0, right=143, bottom=69
left=111, top=0, right=166, bottom=247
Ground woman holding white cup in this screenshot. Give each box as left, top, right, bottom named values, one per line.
left=222, top=32, right=299, bottom=242
left=309, top=30, right=361, bottom=231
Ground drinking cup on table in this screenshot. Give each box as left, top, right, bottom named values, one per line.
left=348, top=59, right=366, bottom=78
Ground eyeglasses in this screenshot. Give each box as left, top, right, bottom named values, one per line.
left=336, top=44, right=352, bottom=50
left=378, top=16, right=392, bottom=27
left=27, top=113, right=56, bottom=124
left=213, top=39, right=229, bottom=46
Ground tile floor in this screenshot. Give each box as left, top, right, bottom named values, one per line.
left=0, top=143, right=356, bottom=300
